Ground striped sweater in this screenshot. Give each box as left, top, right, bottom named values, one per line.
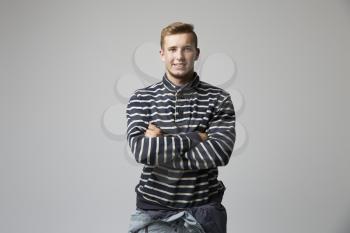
left=126, top=72, right=236, bottom=209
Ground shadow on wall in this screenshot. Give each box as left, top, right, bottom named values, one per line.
left=336, top=208, right=350, bottom=233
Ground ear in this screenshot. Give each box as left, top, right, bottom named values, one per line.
left=159, top=49, right=165, bottom=62
left=195, top=48, right=200, bottom=60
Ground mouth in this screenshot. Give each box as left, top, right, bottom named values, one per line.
left=173, top=63, right=186, bottom=68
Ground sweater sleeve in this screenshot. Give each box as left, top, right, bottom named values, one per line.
left=126, top=91, right=202, bottom=167
left=171, top=95, right=236, bottom=170
left=126, top=91, right=236, bottom=170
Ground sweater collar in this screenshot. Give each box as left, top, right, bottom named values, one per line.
left=162, top=72, right=200, bottom=92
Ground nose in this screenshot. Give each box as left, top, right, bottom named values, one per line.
left=175, top=49, right=185, bottom=60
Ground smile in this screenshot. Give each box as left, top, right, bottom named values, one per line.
left=173, top=64, right=186, bottom=67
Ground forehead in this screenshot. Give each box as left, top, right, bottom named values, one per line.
left=163, top=33, right=195, bottom=47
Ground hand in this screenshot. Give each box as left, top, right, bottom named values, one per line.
left=198, top=132, right=208, bottom=141
left=145, top=123, right=163, bottom=138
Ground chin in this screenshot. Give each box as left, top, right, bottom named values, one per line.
left=170, top=70, right=191, bottom=79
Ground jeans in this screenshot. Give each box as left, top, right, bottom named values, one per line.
left=128, top=201, right=227, bottom=233
left=128, top=209, right=205, bottom=233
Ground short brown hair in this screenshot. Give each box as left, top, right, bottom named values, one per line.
left=160, top=22, right=198, bottom=49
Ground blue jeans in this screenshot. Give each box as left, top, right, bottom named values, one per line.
left=128, top=201, right=227, bottom=233
left=128, top=209, right=205, bottom=233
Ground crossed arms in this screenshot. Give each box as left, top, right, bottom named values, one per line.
left=126, top=92, right=236, bottom=170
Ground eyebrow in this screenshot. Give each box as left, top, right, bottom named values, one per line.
left=167, top=45, right=194, bottom=49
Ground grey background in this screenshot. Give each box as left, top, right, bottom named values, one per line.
left=2, top=0, right=350, bottom=233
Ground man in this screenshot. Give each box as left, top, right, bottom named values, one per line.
left=126, top=22, right=236, bottom=233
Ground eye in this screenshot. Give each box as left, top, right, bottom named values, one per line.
left=168, top=48, right=176, bottom=52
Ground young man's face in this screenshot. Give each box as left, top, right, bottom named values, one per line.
left=160, top=33, right=200, bottom=82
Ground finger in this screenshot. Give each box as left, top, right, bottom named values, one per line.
left=145, top=129, right=162, bottom=138
left=145, top=130, right=156, bottom=138
left=149, top=123, right=161, bottom=131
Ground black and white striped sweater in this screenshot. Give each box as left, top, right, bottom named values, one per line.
left=126, top=72, right=236, bottom=209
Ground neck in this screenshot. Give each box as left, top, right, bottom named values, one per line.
left=166, top=71, right=194, bottom=86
